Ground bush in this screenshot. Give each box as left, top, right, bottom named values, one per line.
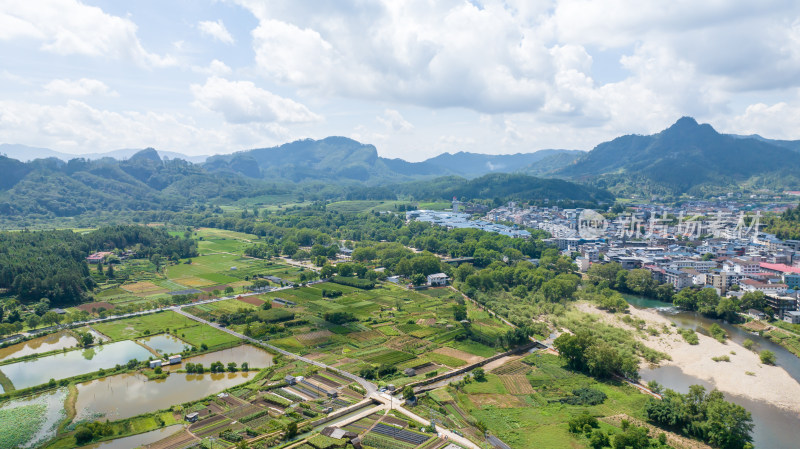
left=568, top=412, right=598, bottom=433
left=742, top=339, right=754, bottom=350
left=323, top=311, right=357, bottom=324
left=560, top=388, right=607, bottom=406
left=331, top=276, right=375, bottom=289
left=708, top=323, right=727, bottom=343
left=760, top=350, right=776, bottom=365
left=679, top=328, right=699, bottom=345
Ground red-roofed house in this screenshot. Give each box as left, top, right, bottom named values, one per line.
left=759, top=262, right=800, bottom=275
left=86, top=251, right=112, bottom=264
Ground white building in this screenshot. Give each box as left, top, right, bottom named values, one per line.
left=427, top=273, right=449, bottom=287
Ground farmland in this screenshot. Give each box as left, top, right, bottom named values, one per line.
left=431, top=353, right=654, bottom=449
left=92, top=311, right=241, bottom=350
left=76, top=227, right=308, bottom=314
left=249, top=282, right=506, bottom=385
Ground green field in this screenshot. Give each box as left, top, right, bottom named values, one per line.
left=92, top=311, right=240, bottom=349
left=448, top=353, right=652, bottom=449
left=325, top=200, right=408, bottom=214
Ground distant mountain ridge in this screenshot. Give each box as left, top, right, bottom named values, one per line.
left=556, top=117, right=800, bottom=196
left=0, top=144, right=209, bottom=163
left=204, top=137, right=581, bottom=182
left=2, top=140, right=582, bottom=182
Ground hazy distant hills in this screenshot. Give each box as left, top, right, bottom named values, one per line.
left=4, top=116, right=800, bottom=211
left=2, top=138, right=581, bottom=183
left=205, top=137, right=580, bottom=182
left=0, top=144, right=208, bottom=163
left=0, top=145, right=610, bottom=220
left=0, top=149, right=267, bottom=218
left=556, top=117, right=800, bottom=196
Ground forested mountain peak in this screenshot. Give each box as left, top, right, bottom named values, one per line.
left=129, top=147, right=162, bottom=163
left=557, top=117, right=800, bottom=196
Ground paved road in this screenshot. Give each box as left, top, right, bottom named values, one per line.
left=378, top=393, right=481, bottom=449
left=174, top=307, right=487, bottom=448
left=10, top=282, right=321, bottom=344
left=172, top=307, right=378, bottom=396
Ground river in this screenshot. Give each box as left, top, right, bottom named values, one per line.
left=623, top=294, right=800, bottom=449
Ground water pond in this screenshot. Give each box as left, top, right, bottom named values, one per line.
left=0, top=340, right=152, bottom=390
left=138, top=334, right=189, bottom=355
left=74, top=371, right=254, bottom=421
left=79, top=425, right=184, bottom=449
left=0, top=331, right=79, bottom=362
left=164, top=344, right=273, bottom=371
left=0, top=388, right=67, bottom=448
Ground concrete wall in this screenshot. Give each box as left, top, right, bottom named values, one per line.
left=410, top=341, right=541, bottom=393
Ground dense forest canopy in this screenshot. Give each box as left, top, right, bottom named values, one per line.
left=0, top=225, right=196, bottom=305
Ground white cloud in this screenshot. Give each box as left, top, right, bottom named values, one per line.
left=0, top=0, right=175, bottom=67
left=198, top=19, right=235, bottom=45
left=232, top=0, right=800, bottom=140
left=43, top=78, right=117, bottom=97
left=377, top=109, right=413, bottom=132
left=193, top=59, right=234, bottom=77
left=0, top=99, right=293, bottom=154
left=724, top=102, right=800, bottom=140
left=190, top=76, right=321, bottom=124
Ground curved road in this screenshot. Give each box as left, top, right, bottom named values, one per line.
left=171, top=306, right=378, bottom=396
left=172, top=307, right=481, bottom=448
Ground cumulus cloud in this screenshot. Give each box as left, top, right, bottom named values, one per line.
left=0, top=99, right=293, bottom=154
left=0, top=0, right=175, bottom=67
left=190, top=76, right=321, bottom=124
left=233, top=0, right=800, bottom=138
left=193, top=59, right=233, bottom=77
left=198, top=19, right=235, bottom=44
left=43, top=78, right=117, bottom=97
left=377, top=109, right=413, bottom=132
left=724, top=101, right=800, bottom=139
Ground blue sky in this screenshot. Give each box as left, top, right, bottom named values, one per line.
left=2, top=0, right=800, bottom=161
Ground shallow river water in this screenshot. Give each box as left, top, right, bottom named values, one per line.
left=624, top=294, right=800, bottom=449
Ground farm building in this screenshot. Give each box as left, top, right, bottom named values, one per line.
left=426, top=273, right=449, bottom=287
left=185, top=412, right=199, bottom=423
left=169, top=355, right=182, bottom=364
left=149, top=360, right=162, bottom=368
left=86, top=251, right=112, bottom=263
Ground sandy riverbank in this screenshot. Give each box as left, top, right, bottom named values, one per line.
left=574, top=302, right=800, bottom=414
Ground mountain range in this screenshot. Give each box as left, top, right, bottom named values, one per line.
left=0, top=144, right=209, bottom=164
left=2, top=116, right=800, bottom=223
left=556, top=117, right=800, bottom=196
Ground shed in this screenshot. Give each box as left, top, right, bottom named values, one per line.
left=185, top=412, right=199, bottom=422
left=404, top=368, right=416, bottom=377
left=149, top=360, right=162, bottom=368
left=284, top=375, right=296, bottom=385
left=169, top=354, right=182, bottom=364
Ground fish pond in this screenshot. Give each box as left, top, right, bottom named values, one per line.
left=0, top=340, right=152, bottom=390
left=74, top=371, right=254, bottom=421
left=0, top=331, right=79, bottom=362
